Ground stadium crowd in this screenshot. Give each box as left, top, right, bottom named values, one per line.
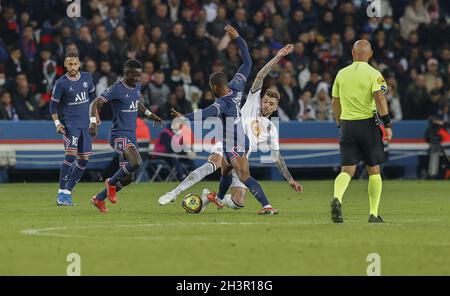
left=0, top=0, right=449, bottom=122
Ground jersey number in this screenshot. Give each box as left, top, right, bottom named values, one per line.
left=72, top=136, right=79, bottom=146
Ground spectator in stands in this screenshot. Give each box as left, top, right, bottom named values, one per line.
left=207, top=5, right=229, bottom=40
left=84, top=58, right=99, bottom=84
left=199, top=89, right=214, bottom=109
left=129, top=24, right=149, bottom=54
left=157, top=93, right=179, bottom=121
left=174, top=84, right=193, bottom=114
left=297, top=90, right=315, bottom=121
left=10, top=72, right=38, bottom=120
left=96, top=39, right=118, bottom=73
left=277, top=71, right=299, bottom=120
left=311, top=82, right=333, bottom=121
left=20, top=25, right=37, bottom=62
left=150, top=26, right=163, bottom=44
left=77, top=26, right=96, bottom=59
left=424, top=58, right=441, bottom=93
left=32, top=47, right=57, bottom=95
left=385, top=75, right=403, bottom=121
left=167, top=22, right=188, bottom=63
left=103, top=6, right=125, bottom=33
left=167, top=0, right=182, bottom=23
left=110, top=25, right=129, bottom=63
left=400, top=0, right=431, bottom=39
left=157, top=41, right=178, bottom=74
left=0, top=91, right=19, bottom=121
left=96, top=60, right=118, bottom=97
left=5, top=47, right=29, bottom=80
left=180, top=60, right=192, bottom=85
left=403, top=74, right=429, bottom=119
left=150, top=3, right=172, bottom=33
left=147, top=71, right=171, bottom=111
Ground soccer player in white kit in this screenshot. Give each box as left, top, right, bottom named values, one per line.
left=158, top=44, right=302, bottom=211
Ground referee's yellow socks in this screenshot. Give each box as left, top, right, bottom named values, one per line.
left=368, top=174, right=382, bottom=216
left=333, top=172, right=352, bottom=203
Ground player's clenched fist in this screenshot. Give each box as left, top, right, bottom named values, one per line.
left=89, top=122, right=97, bottom=137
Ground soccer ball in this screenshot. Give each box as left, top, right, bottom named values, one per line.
left=181, top=193, right=203, bottom=213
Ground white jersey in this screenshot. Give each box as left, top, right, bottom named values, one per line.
left=240, top=89, right=280, bottom=157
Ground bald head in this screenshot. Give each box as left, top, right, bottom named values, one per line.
left=352, top=40, right=373, bottom=62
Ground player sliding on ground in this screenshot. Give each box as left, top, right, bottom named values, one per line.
left=89, top=59, right=163, bottom=213
left=50, top=51, right=98, bottom=206
left=158, top=44, right=302, bottom=211
left=170, top=25, right=289, bottom=215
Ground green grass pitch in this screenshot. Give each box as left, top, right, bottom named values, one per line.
left=0, top=180, right=449, bottom=275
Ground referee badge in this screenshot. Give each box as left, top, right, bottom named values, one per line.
left=377, top=77, right=387, bottom=94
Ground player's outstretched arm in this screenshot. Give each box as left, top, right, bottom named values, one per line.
left=89, top=97, right=105, bottom=137
left=251, top=44, right=294, bottom=93
left=171, top=103, right=221, bottom=121
left=272, top=150, right=303, bottom=193
left=138, top=102, right=164, bottom=127
left=225, top=25, right=252, bottom=79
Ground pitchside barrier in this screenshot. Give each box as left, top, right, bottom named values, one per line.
left=0, top=120, right=429, bottom=182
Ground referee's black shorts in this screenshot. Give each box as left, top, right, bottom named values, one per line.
left=339, top=117, right=385, bottom=167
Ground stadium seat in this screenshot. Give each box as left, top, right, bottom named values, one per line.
left=144, top=159, right=178, bottom=182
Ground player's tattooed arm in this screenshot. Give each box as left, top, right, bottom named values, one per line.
left=138, top=102, right=164, bottom=126
left=49, top=100, right=66, bottom=135
left=251, top=44, right=294, bottom=93
left=273, top=150, right=303, bottom=193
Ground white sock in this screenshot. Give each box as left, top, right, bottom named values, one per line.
left=63, top=189, right=71, bottom=195
left=58, top=189, right=64, bottom=194
left=263, top=204, right=272, bottom=209
left=222, top=194, right=243, bottom=210
left=172, top=162, right=216, bottom=196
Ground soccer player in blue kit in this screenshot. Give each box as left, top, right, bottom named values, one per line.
left=50, top=51, right=97, bottom=206
left=89, top=59, right=163, bottom=213
left=172, top=25, right=278, bottom=215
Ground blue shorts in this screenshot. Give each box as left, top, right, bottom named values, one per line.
left=110, top=136, right=138, bottom=163
left=223, top=144, right=249, bottom=164
left=63, top=127, right=92, bottom=156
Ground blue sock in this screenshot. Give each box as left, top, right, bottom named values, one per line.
left=217, top=174, right=233, bottom=200
left=96, top=181, right=126, bottom=201
left=59, top=155, right=76, bottom=190
left=65, top=159, right=88, bottom=191
left=109, top=163, right=135, bottom=185
left=244, top=177, right=270, bottom=207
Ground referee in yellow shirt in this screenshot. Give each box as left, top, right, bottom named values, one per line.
left=331, top=40, right=393, bottom=223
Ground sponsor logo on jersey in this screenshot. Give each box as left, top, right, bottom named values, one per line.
left=122, top=100, right=139, bottom=112
left=69, top=91, right=88, bottom=105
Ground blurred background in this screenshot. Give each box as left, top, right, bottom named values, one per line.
left=0, top=0, right=449, bottom=183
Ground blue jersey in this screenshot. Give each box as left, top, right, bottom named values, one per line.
left=183, top=36, right=252, bottom=152
left=51, top=72, right=95, bottom=128
left=99, top=80, right=141, bottom=142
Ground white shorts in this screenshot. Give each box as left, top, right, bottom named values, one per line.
left=211, top=141, right=247, bottom=189
left=209, top=141, right=223, bottom=157
left=231, top=170, right=247, bottom=189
